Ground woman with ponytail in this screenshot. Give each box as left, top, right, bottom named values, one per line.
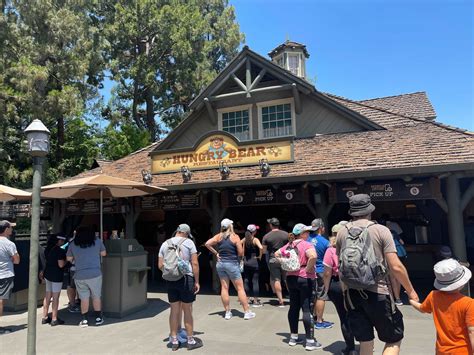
left=241, top=224, right=263, bottom=307
left=206, top=219, right=256, bottom=321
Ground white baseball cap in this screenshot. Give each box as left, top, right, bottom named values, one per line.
left=221, top=218, right=233, bottom=228
left=247, top=224, right=259, bottom=233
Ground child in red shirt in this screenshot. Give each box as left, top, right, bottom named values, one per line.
left=410, top=258, right=474, bottom=354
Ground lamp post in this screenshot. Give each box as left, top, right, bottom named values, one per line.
left=24, top=119, right=50, bottom=355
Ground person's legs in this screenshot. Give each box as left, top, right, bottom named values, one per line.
left=219, top=278, right=231, bottom=311
left=383, top=341, right=401, bottom=355
left=286, top=276, right=301, bottom=335
left=328, top=280, right=355, bottom=351
left=243, top=267, right=252, bottom=299
left=42, top=290, right=52, bottom=319
left=75, top=279, right=91, bottom=325
left=299, top=278, right=315, bottom=340
left=181, top=302, right=194, bottom=338
left=269, top=262, right=284, bottom=305
left=231, top=277, right=250, bottom=312
left=0, top=299, right=3, bottom=318
left=252, top=269, right=260, bottom=302
left=92, top=297, right=101, bottom=311
left=315, top=299, right=325, bottom=323
left=169, top=301, right=181, bottom=337
left=360, top=340, right=375, bottom=355
left=51, top=291, right=61, bottom=321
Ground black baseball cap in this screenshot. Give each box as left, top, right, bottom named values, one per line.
left=267, top=217, right=280, bottom=226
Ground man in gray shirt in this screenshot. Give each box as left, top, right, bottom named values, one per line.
left=0, top=220, right=20, bottom=334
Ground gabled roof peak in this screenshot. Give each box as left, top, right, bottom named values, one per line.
left=268, top=40, right=310, bottom=58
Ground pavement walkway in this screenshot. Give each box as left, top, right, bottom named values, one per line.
left=1, top=292, right=436, bottom=354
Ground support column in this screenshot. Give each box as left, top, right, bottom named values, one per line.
left=51, top=200, right=66, bottom=233
left=123, top=197, right=140, bottom=239
left=446, top=175, right=467, bottom=261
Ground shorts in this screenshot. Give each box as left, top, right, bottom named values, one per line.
left=345, top=289, right=404, bottom=343
left=316, top=273, right=329, bottom=300
left=268, top=258, right=286, bottom=282
left=45, top=279, right=63, bottom=293
left=216, top=261, right=242, bottom=281
left=75, top=275, right=102, bottom=300
left=65, top=270, right=76, bottom=289
left=0, top=277, right=14, bottom=300
left=167, top=275, right=196, bottom=304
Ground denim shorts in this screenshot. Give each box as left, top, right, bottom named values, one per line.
left=216, top=261, right=242, bottom=281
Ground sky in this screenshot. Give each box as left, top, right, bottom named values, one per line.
left=230, top=0, right=473, bottom=130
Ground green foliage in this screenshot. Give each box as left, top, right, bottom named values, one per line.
left=101, top=123, right=151, bottom=161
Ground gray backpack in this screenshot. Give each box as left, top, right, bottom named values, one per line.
left=162, top=238, right=186, bottom=281
left=338, top=223, right=387, bottom=290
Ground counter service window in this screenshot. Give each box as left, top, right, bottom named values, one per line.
left=260, top=101, right=294, bottom=138
left=221, top=109, right=251, bottom=141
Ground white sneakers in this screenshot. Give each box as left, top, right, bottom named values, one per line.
left=244, top=311, right=256, bottom=320
left=224, top=311, right=233, bottom=320
left=224, top=310, right=256, bottom=320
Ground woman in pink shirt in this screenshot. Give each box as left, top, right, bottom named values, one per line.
left=275, top=223, right=321, bottom=351
left=322, top=223, right=356, bottom=355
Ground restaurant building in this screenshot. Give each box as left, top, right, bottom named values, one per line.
left=59, top=41, right=474, bottom=284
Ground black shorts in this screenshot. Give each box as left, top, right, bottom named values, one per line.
left=64, top=270, right=76, bottom=289
left=268, top=259, right=286, bottom=282
left=316, top=273, right=329, bottom=300
left=167, top=275, right=196, bottom=304
left=345, top=289, right=404, bottom=343
left=0, top=276, right=14, bottom=300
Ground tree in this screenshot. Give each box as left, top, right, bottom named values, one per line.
left=0, top=1, right=106, bottom=185
left=102, top=0, right=244, bottom=140
left=101, top=123, right=151, bottom=161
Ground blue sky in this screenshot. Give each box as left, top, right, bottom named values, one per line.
left=230, top=0, right=473, bottom=130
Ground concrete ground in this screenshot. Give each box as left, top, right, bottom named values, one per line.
left=1, top=292, right=436, bottom=355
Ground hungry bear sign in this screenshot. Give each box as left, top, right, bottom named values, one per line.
left=151, top=132, right=293, bottom=174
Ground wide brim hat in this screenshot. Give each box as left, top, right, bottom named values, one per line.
left=433, top=259, right=472, bottom=291
left=348, top=194, right=376, bottom=217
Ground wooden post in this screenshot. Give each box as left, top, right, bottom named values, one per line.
left=446, top=175, right=467, bottom=261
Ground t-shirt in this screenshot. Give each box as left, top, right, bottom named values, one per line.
left=0, top=237, right=17, bottom=279
left=336, top=220, right=396, bottom=295
left=420, top=291, right=474, bottom=355
left=323, top=247, right=338, bottom=276
left=158, top=236, right=197, bottom=277
left=307, top=233, right=330, bottom=273
left=279, top=240, right=316, bottom=279
left=262, top=230, right=289, bottom=259
left=44, top=246, right=66, bottom=282
left=66, top=239, right=106, bottom=280
left=386, top=221, right=403, bottom=235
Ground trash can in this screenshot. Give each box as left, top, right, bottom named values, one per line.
left=102, top=239, right=150, bottom=318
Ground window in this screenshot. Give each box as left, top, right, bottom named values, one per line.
left=259, top=99, right=295, bottom=138
left=288, top=55, right=299, bottom=76
left=219, top=107, right=251, bottom=141
left=276, top=56, right=284, bottom=67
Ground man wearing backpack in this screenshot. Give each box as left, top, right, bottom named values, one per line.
left=158, top=224, right=202, bottom=351
left=336, top=194, right=418, bottom=355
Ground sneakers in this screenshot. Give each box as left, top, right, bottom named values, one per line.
left=278, top=302, right=285, bottom=308
left=79, top=319, right=88, bottom=328
left=305, top=340, right=323, bottom=351
left=0, top=327, right=11, bottom=335
left=224, top=310, right=233, bottom=320
left=95, top=316, right=104, bottom=326
left=243, top=311, right=256, bottom=320
left=187, top=337, right=203, bottom=351
left=289, top=337, right=304, bottom=346
left=171, top=339, right=180, bottom=352
left=315, top=321, right=333, bottom=329
left=68, top=305, right=80, bottom=313
left=252, top=300, right=263, bottom=308
left=41, top=317, right=51, bottom=325
left=395, top=299, right=403, bottom=306
left=342, top=349, right=358, bottom=355
left=50, top=318, right=65, bottom=326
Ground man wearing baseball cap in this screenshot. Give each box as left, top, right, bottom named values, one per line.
left=262, top=217, right=289, bottom=307
left=0, top=220, right=20, bottom=334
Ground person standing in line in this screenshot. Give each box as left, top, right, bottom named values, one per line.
left=262, top=217, right=289, bottom=307
left=275, top=223, right=322, bottom=351
left=307, top=218, right=333, bottom=329
left=241, top=224, right=263, bottom=307
left=66, top=226, right=106, bottom=327
left=388, top=227, right=407, bottom=306
left=322, top=223, right=356, bottom=355
left=205, top=218, right=256, bottom=320
left=41, top=234, right=67, bottom=326
left=158, top=224, right=203, bottom=351
left=0, top=221, right=20, bottom=335
left=336, top=194, right=419, bottom=355
left=63, top=231, right=80, bottom=313
left=410, top=259, right=474, bottom=354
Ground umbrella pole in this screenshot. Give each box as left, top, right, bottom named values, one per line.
left=100, top=189, right=103, bottom=240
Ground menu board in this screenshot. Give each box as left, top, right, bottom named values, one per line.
left=329, top=178, right=442, bottom=203
left=223, top=185, right=306, bottom=207
left=65, top=200, right=121, bottom=215
left=0, top=204, right=50, bottom=219
left=140, top=192, right=201, bottom=210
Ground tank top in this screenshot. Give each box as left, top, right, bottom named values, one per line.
left=244, top=238, right=259, bottom=268
left=217, top=235, right=238, bottom=262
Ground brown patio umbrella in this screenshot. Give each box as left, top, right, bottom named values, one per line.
left=41, top=174, right=166, bottom=238
left=0, top=184, right=32, bottom=202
